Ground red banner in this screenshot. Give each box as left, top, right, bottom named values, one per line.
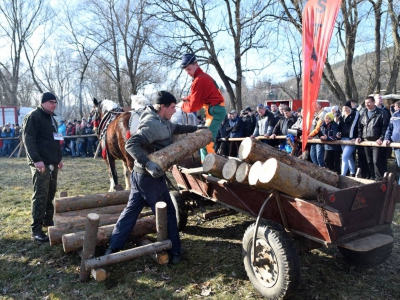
left=302, top=0, right=342, bottom=151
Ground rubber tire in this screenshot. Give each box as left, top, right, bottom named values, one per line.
left=170, top=191, right=188, bottom=232
left=338, top=227, right=393, bottom=268
left=242, top=221, right=300, bottom=300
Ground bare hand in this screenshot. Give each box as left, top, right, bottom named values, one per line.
left=270, top=134, right=276, bottom=139
left=58, top=161, right=64, bottom=170
left=34, top=161, right=45, bottom=173
left=376, top=139, right=383, bottom=146
left=355, top=138, right=361, bottom=144
left=263, top=134, right=270, bottom=138
left=383, top=140, right=391, bottom=146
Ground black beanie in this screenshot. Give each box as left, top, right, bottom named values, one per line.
left=154, top=91, right=177, bottom=105
left=344, top=100, right=352, bottom=108
left=41, top=92, right=56, bottom=103
left=180, top=53, right=197, bottom=68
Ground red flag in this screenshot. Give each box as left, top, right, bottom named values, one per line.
left=302, top=0, right=342, bottom=151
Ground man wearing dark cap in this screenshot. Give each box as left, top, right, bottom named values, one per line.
left=105, top=91, right=197, bottom=264
left=22, top=92, right=63, bottom=243
left=179, top=53, right=226, bottom=161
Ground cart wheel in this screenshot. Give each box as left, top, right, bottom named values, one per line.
left=242, top=221, right=300, bottom=299
left=338, top=227, right=393, bottom=268
left=170, top=191, right=188, bottom=232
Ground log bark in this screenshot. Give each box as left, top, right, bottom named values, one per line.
left=54, top=204, right=127, bottom=218
left=156, top=202, right=168, bottom=241
left=248, top=161, right=273, bottom=190
left=203, top=154, right=229, bottom=178
left=239, top=137, right=339, bottom=187
left=258, top=158, right=340, bottom=199
left=84, top=240, right=172, bottom=270
left=62, top=216, right=156, bottom=253
left=49, top=211, right=154, bottom=246
left=235, top=162, right=251, bottom=184
left=222, top=159, right=241, bottom=181
left=79, top=213, right=99, bottom=282
left=148, top=129, right=212, bottom=171
left=54, top=190, right=130, bottom=213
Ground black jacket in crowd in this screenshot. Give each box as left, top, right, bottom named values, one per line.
left=272, top=115, right=297, bottom=136
left=340, top=110, right=359, bottom=139
left=357, top=107, right=389, bottom=141
left=241, top=114, right=256, bottom=137
left=214, top=116, right=230, bottom=153
left=22, top=106, right=63, bottom=166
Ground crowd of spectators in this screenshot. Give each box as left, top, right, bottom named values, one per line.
left=0, top=123, right=21, bottom=157
left=213, top=94, right=400, bottom=182
left=58, top=118, right=98, bottom=158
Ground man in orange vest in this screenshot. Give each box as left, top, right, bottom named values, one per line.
left=179, top=53, right=226, bottom=161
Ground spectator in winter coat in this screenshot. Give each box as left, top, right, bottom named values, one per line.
left=75, top=122, right=86, bottom=158
left=240, top=108, right=256, bottom=137
left=356, top=96, right=388, bottom=181
left=308, top=101, right=326, bottom=167
left=251, top=104, right=276, bottom=144
left=226, top=110, right=243, bottom=157
left=66, top=122, right=77, bottom=157
left=384, top=101, right=400, bottom=184
left=83, top=123, right=96, bottom=157
left=270, top=107, right=297, bottom=148
left=338, top=101, right=359, bottom=176
left=214, top=114, right=231, bottom=156
left=1, top=124, right=14, bottom=156
left=319, top=113, right=341, bottom=174
left=270, top=103, right=282, bottom=122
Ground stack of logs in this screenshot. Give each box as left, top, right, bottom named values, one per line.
left=203, top=137, right=340, bottom=199
left=48, top=190, right=157, bottom=253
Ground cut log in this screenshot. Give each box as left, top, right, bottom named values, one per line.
left=238, top=137, right=339, bottom=187
left=49, top=210, right=153, bottom=246
left=235, top=162, right=251, bottom=184
left=91, top=269, right=107, bottom=282
left=134, top=237, right=169, bottom=265
left=222, top=159, right=241, bottom=181
left=148, top=129, right=212, bottom=171
left=258, top=158, right=340, bottom=199
left=156, top=202, right=168, bottom=241
left=85, top=240, right=172, bottom=270
left=79, top=213, right=100, bottom=282
left=203, top=154, right=229, bottom=178
left=248, top=161, right=272, bottom=191
left=54, top=204, right=127, bottom=218
left=62, top=216, right=157, bottom=253
left=54, top=190, right=130, bottom=213
left=54, top=213, right=120, bottom=227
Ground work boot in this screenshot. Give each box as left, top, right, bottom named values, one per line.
left=32, top=231, right=49, bottom=243
left=104, top=247, right=119, bottom=255
left=169, top=249, right=185, bottom=265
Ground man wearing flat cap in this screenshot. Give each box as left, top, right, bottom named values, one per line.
left=105, top=91, right=197, bottom=265
left=179, top=53, right=226, bottom=161
left=22, top=92, right=63, bottom=243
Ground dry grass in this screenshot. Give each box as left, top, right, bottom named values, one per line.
left=0, top=157, right=399, bottom=300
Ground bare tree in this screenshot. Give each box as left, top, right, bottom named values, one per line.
left=153, top=0, right=276, bottom=111
left=0, top=0, right=54, bottom=106
left=385, top=0, right=400, bottom=94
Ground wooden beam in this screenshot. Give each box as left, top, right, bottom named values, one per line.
left=79, top=213, right=100, bottom=282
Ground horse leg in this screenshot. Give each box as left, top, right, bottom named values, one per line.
left=108, top=157, right=119, bottom=192
left=122, top=162, right=131, bottom=190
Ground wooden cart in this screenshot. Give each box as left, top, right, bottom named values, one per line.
left=170, top=163, right=399, bottom=299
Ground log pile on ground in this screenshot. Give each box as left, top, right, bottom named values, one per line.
left=203, top=138, right=342, bottom=200
left=48, top=191, right=156, bottom=251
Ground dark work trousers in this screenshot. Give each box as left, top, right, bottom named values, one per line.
left=357, top=146, right=370, bottom=178
left=109, top=171, right=181, bottom=255
left=324, top=150, right=341, bottom=174
left=364, top=146, right=385, bottom=180
left=30, top=165, right=58, bottom=234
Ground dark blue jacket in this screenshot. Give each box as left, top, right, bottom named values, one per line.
left=319, top=121, right=340, bottom=151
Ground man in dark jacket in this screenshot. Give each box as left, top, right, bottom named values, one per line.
left=270, top=107, right=297, bottom=148
left=240, top=108, right=256, bottom=137
left=105, top=91, right=198, bottom=265
left=23, top=92, right=63, bottom=242
left=356, top=96, right=388, bottom=181
left=251, top=104, right=276, bottom=144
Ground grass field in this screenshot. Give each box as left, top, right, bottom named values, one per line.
left=0, top=157, right=399, bottom=300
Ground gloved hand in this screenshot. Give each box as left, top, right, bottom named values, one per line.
left=145, top=161, right=164, bottom=178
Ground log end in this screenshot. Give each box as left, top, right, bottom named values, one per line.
left=222, top=159, right=240, bottom=180
left=235, top=162, right=251, bottom=183
left=87, top=213, right=100, bottom=221
left=155, top=201, right=167, bottom=209
left=238, top=137, right=253, bottom=160
left=248, top=161, right=264, bottom=185
left=91, top=268, right=107, bottom=282
left=203, top=154, right=216, bottom=173
left=259, top=158, right=279, bottom=184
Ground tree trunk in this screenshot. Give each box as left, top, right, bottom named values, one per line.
left=235, top=162, right=251, bottom=184
left=54, top=190, right=130, bottom=213
left=202, top=154, right=229, bottom=178
left=222, top=158, right=241, bottom=181
left=248, top=161, right=273, bottom=190
left=62, top=216, right=156, bottom=253
left=79, top=213, right=100, bottom=282
left=258, top=158, right=340, bottom=199
left=54, top=204, right=128, bottom=219
left=239, top=138, right=339, bottom=187
left=148, top=129, right=212, bottom=171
